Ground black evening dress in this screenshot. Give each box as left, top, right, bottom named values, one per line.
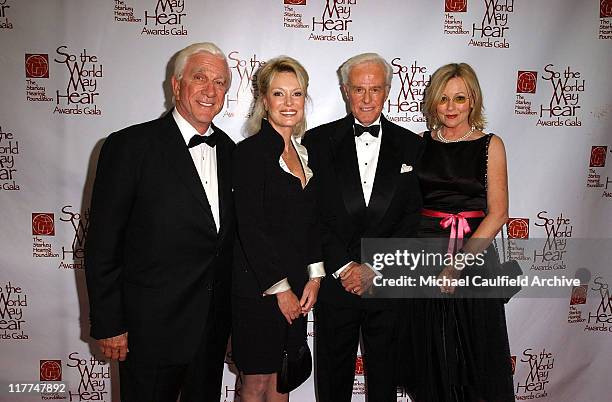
left=402, top=132, right=515, bottom=402
left=231, top=119, right=321, bottom=375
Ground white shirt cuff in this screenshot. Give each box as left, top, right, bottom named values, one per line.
left=307, top=262, right=325, bottom=279
left=332, top=262, right=382, bottom=278
left=332, top=261, right=353, bottom=279
left=264, top=278, right=291, bottom=295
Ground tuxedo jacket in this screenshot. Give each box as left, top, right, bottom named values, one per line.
left=302, top=114, right=423, bottom=307
left=85, top=111, right=235, bottom=364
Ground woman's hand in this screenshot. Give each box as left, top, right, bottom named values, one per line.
left=437, top=265, right=462, bottom=294
left=300, top=278, right=321, bottom=315
left=276, top=289, right=302, bottom=324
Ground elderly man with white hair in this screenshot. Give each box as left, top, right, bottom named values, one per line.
left=303, top=53, right=424, bottom=402
left=86, top=42, right=235, bottom=402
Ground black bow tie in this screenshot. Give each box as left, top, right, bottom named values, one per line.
left=354, top=124, right=380, bottom=137
left=188, top=131, right=218, bottom=148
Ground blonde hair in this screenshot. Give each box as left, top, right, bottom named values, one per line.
left=422, top=63, right=486, bottom=131
left=246, top=56, right=310, bottom=138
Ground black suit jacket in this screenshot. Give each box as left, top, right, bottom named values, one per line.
left=232, top=120, right=321, bottom=299
left=303, top=114, right=423, bottom=307
left=85, top=111, right=235, bottom=364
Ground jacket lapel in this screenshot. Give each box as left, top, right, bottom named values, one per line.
left=331, top=115, right=367, bottom=222
left=366, top=116, right=401, bottom=229
left=160, top=113, right=215, bottom=225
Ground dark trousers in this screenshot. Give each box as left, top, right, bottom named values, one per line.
left=315, top=300, right=398, bottom=402
left=119, top=303, right=230, bottom=402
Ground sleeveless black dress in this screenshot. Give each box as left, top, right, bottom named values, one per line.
left=401, top=132, right=515, bottom=402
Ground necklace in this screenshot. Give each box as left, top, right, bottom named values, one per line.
left=436, top=127, right=474, bottom=143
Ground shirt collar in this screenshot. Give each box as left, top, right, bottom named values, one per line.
left=353, top=115, right=382, bottom=127
left=172, top=108, right=213, bottom=145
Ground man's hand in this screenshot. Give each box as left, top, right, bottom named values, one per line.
left=97, top=332, right=128, bottom=361
left=277, top=289, right=302, bottom=324
left=340, top=263, right=375, bottom=296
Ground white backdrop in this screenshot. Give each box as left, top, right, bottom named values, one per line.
left=1, top=1, right=611, bottom=401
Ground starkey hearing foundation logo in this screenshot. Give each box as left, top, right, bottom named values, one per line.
left=31, top=205, right=89, bottom=267
left=600, top=0, right=612, bottom=39
left=590, top=146, right=608, bottom=168
left=25, top=54, right=54, bottom=102
left=308, top=0, right=356, bottom=42
left=446, top=0, right=467, bottom=12
left=0, top=0, right=13, bottom=30
left=283, top=0, right=309, bottom=29
left=514, top=71, right=538, bottom=116
left=0, top=124, right=20, bottom=191
left=25, top=54, right=49, bottom=78
left=114, top=0, right=141, bottom=23
left=444, top=0, right=470, bottom=35
left=386, top=58, right=430, bottom=125
left=142, top=0, right=187, bottom=36
left=0, top=281, right=29, bottom=341
left=53, top=46, right=103, bottom=116
left=223, top=50, right=266, bottom=119
left=506, top=218, right=530, bottom=261
left=507, top=218, right=529, bottom=239
left=32, top=213, right=59, bottom=259
left=585, top=145, right=612, bottom=199
left=32, top=213, right=55, bottom=236
left=40, top=360, right=62, bottom=381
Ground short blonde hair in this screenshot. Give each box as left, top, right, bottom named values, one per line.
left=246, top=56, right=309, bottom=138
left=422, top=63, right=486, bottom=130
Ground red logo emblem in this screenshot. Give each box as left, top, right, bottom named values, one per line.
left=570, top=284, right=588, bottom=305
left=590, top=146, right=608, bottom=167
left=602, top=0, right=612, bottom=18
left=510, top=356, right=516, bottom=375
left=25, top=54, right=49, bottom=78
left=355, top=355, right=365, bottom=375
left=32, top=213, right=55, bottom=236
left=445, top=0, right=467, bottom=12
left=507, top=218, right=529, bottom=239
left=284, top=0, right=306, bottom=4
left=40, top=360, right=62, bottom=381
left=516, top=71, right=537, bottom=93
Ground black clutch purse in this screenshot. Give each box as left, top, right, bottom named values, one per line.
left=493, top=225, right=523, bottom=303
left=277, top=342, right=312, bottom=394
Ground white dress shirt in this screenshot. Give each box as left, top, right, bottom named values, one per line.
left=333, top=116, right=384, bottom=279
left=264, top=135, right=325, bottom=295
left=172, top=109, right=220, bottom=232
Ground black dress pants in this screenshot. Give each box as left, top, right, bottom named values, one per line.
left=119, top=302, right=229, bottom=402
left=315, top=300, right=398, bottom=402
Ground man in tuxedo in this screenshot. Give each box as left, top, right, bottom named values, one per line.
left=85, top=42, right=235, bottom=402
left=303, top=53, right=423, bottom=402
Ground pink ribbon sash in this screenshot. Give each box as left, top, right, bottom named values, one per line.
left=421, top=209, right=486, bottom=255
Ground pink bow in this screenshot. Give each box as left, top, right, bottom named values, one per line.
left=421, top=209, right=486, bottom=255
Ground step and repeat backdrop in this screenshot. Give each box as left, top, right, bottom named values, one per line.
left=1, top=1, right=611, bottom=401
